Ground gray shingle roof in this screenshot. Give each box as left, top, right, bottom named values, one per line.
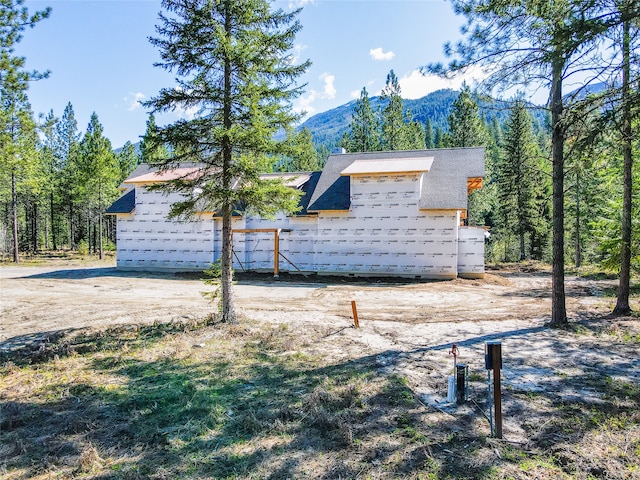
left=107, top=148, right=484, bottom=216
left=307, top=147, right=485, bottom=212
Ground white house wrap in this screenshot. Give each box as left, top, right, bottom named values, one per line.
left=106, top=147, right=486, bottom=279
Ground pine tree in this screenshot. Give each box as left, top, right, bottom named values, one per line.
left=79, top=113, right=119, bottom=260
left=433, top=126, right=444, bottom=148
left=380, top=70, right=406, bottom=150
left=447, top=86, right=490, bottom=226
left=429, top=0, right=615, bottom=326
left=139, top=113, right=168, bottom=165
left=347, top=87, right=380, bottom=152
left=281, top=127, right=320, bottom=171
left=40, top=109, right=59, bottom=250
left=146, top=0, right=310, bottom=323
left=424, top=118, right=433, bottom=149
left=496, top=101, right=543, bottom=260
left=447, top=85, right=488, bottom=148
left=56, top=102, right=81, bottom=249
left=0, top=0, right=50, bottom=262
left=117, top=141, right=139, bottom=182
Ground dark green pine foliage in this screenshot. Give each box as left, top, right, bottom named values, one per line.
left=496, top=101, right=546, bottom=261
left=447, top=85, right=488, bottom=148
left=139, top=113, right=168, bottom=165
left=40, top=110, right=59, bottom=250
left=278, top=127, right=321, bottom=172
left=380, top=71, right=406, bottom=150
left=56, top=102, right=82, bottom=249
left=447, top=87, right=491, bottom=227
left=380, top=70, right=425, bottom=151
left=79, top=113, right=119, bottom=260
left=433, top=126, right=444, bottom=148
left=146, top=0, right=310, bottom=323
left=424, top=118, right=433, bottom=148
left=406, top=109, right=427, bottom=150
left=345, top=87, right=380, bottom=152
left=117, top=141, right=139, bottom=182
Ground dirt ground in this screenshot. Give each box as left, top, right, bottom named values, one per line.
left=2, top=261, right=640, bottom=445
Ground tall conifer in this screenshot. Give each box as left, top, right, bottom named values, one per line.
left=146, top=0, right=310, bottom=323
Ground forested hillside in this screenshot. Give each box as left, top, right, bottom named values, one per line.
left=298, top=88, right=549, bottom=152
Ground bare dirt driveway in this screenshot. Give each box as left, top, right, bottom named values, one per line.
left=0, top=262, right=614, bottom=346
left=2, top=261, right=639, bottom=446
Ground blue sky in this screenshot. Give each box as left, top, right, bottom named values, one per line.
left=19, top=0, right=479, bottom=149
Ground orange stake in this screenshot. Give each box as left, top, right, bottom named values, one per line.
left=351, top=300, right=360, bottom=328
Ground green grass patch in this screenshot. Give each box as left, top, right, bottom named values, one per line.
left=2, top=320, right=639, bottom=479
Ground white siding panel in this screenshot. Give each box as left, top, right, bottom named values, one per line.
left=458, top=227, right=485, bottom=278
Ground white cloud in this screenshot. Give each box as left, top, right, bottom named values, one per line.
left=174, top=104, right=199, bottom=120
left=398, top=66, right=488, bottom=99
left=350, top=80, right=376, bottom=99
left=320, top=72, right=336, bottom=99
left=294, top=90, right=318, bottom=116
left=369, top=47, right=395, bottom=61
left=126, top=92, right=146, bottom=111
left=291, top=43, right=307, bottom=65
left=288, top=0, right=315, bottom=8
left=294, top=71, right=337, bottom=116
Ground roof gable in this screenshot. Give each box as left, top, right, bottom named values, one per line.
left=307, top=148, right=484, bottom=212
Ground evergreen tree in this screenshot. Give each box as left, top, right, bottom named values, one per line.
left=447, top=85, right=488, bottom=148
left=447, top=87, right=490, bottom=226
left=424, top=118, right=433, bottom=149
left=496, top=100, right=544, bottom=260
left=608, top=1, right=639, bottom=315
left=406, top=110, right=426, bottom=150
left=346, top=87, right=380, bottom=152
left=430, top=0, right=615, bottom=326
left=40, top=109, right=59, bottom=250
left=380, top=70, right=406, bottom=150
left=56, top=102, right=82, bottom=249
left=146, top=0, right=310, bottom=323
left=140, top=113, right=168, bottom=164
left=79, top=113, right=119, bottom=259
left=433, top=126, right=444, bottom=148
left=117, top=141, right=139, bottom=182
left=0, top=0, right=50, bottom=262
left=281, top=127, right=320, bottom=171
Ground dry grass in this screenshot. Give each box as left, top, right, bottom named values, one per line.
left=1, top=316, right=639, bottom=479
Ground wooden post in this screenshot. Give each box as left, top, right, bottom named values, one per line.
left=491, top=342, right=503, bottom=438
left=351, top=300, right=359, bottom=328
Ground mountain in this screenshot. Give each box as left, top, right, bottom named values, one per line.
left=297, top=88, right=549, bottom=149
left=116, top=88, right=553, bottom=153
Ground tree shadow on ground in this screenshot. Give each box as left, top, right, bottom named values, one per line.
left=14, top=267, right=186, bottom=281
left=2, top=319, right=638, bottom=479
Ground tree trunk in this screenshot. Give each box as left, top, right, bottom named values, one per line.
left=220, top=0, right=237, bottom=323
left=98, top=187, right=104, bottom=260
left=550, top=57, right=567, bottom=327
left=69, top=203, right=74, bottom=250
left=575, top=170, right=581, bottom=268
left=11, top=172, right=19, bottom=263
left=32, top=202, right=37, bottom=253
left=50, top=191, right=57, bottom=250
left=613, top=14, right=632, bottom=316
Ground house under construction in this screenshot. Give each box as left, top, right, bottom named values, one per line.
left=105, top=147, right=486, bottom=279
